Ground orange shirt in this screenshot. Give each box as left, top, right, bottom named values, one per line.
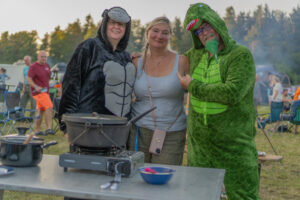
left=294, top=87, right=300, bottom=101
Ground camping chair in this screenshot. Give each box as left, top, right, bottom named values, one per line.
left=15, top=82, right=23, bottom=92
left=0, top=109, right=9, bottom=136
left=51, top=97, right=60, bottom=134
left=291, top=107, right=300, bottom=134
left=258, top=102, right=284, bottom=134
left=0, top=87, right=6, bottom=112
left=0, top=88, right=9, bottom=135
left=4, top=91, right=35, bottom=134
left=281, top=101, right=300, bottom=134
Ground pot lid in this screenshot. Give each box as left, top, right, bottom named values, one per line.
left=62, top=113, right=128, bottom=125
left=0, top=134, right=44, bottom=144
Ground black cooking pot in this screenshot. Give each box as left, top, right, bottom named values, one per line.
left=0, top=134, right=57, bottom=167
left=62, top=107, right=156, bottom=148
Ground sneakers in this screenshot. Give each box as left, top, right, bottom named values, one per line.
left=35, top=131, right=45, bottom=136
left=45, top=129, right=55, bottom=135
left=34, top=129, right=55, bottom=136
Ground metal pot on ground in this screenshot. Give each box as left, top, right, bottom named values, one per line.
left=62, top=107, right=156, bottom=148
left=0, top=135, right=57, bottom=166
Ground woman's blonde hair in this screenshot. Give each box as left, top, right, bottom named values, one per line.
left=270, top=75, right=280, bottom=83
left=139, top=16, right=172, bottom=75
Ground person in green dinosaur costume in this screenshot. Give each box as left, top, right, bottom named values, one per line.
left=177, top=3, right=260, bottom=200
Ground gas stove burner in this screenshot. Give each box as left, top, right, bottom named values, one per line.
left=69, top=145, right=124, bottom=156
left=59, top=150, right=145, bottom=177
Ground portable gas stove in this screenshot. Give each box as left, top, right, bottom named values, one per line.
left=59, top=145, right=144, bottom=177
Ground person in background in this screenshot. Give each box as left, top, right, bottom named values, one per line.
left=0, top=68, right=10, bottom=89
left=281, top=86, right=300, bottom=134
left=293, top=86, right=300, bottom=101
left=177, top=3, right=260, bottom=199
left=128, top=16, right=189, bottom=165
left=268, top=75, right=283, bottom=130
left=282, top=88, right=292, bottom=112
left=59, top=6, right=134, bottom=138
left=27, top=50, right=54, bottom=136
left=58, top=6, right=133, bottom=200
left=20, top=56, right=36, bottom=117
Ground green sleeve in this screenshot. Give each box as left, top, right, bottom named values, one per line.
left=188, top=47, right=255, bottom=106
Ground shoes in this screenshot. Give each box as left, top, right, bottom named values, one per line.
left=35, top=131, right=45, bottom=136
left=45, top=129, right=55, bottom=135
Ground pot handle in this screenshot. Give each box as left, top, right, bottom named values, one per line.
left=42, top=141, right=58, bottom=149
left=127, top=106, right=156, bottom=125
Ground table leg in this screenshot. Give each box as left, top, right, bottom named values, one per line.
left=258, top=163, right=261, bottom=179
left=0, top=189, right=3, bottom=200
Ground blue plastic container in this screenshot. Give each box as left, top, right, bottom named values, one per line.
left=139, top=167, right=175, bottom=185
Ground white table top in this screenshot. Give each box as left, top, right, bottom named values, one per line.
left=0, top=154, right=225, bottom=200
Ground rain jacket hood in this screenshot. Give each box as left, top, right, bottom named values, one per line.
left=184, top=3, right=234, bottom=55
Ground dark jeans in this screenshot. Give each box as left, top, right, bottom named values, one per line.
left=20, top=84, right=36, bottom=117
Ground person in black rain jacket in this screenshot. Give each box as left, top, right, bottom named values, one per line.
left=58, top=7, right=136, bottom=140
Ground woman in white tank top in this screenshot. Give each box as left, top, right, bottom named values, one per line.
left=128, top=16, right=189, bottom=165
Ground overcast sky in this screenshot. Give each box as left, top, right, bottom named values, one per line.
left=1, top=0, right=299, bottom=38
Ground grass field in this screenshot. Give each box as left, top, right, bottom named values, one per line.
left=3, top=106, right=300, bottom=200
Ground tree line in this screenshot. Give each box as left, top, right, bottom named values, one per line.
left=0, top=5, right=299, bottom=83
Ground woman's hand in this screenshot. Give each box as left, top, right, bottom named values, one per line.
left=130, top=52, right=142, bottom=60
left=177, top=72, right=192, bottom=90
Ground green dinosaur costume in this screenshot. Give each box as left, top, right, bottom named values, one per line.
left=184, top=3, right=260, bottom=200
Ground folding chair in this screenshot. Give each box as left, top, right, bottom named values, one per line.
left=0, top=88, right=9, bottom=135
left=291, top=107, right=300, bottom=134
left=257, top=102, right=284, bottom=134
left=0, top=87, right=6, bottom=112
left=0, top=112, right=9, bottom=136
left=281, top=101, right=300, bottom=134
left=51, top=97, right=60, bottom=133
left=15, top=82, right=24, bottom=92
left=4, top=91, right=35, bottom=134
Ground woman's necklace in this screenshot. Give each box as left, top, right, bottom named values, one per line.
left=150, top=51, right=169, bottom=67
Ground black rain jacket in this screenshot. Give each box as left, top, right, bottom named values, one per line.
left=58, top=11, right=131, bottom=132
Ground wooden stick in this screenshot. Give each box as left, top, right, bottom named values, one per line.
left=23, top=133, right=35, bottom=144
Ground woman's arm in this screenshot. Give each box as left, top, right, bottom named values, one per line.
left=179, top=55, right=190, bottom=75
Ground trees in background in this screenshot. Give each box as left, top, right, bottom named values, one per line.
left=0, top=5, right=300, bottom=83
left=0, top=31, right=38, bottom=63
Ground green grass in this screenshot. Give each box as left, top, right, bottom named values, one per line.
left=3, top=106, right=300, bottom=199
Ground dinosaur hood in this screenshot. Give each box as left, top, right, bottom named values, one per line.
left=184, top=3, right=234, bottom=54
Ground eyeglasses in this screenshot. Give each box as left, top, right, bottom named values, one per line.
left=194, top=24, right=212, bottom=36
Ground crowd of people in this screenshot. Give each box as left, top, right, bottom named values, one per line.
left=7, top=2, right=300, bottom=200
left=258, top=73, right=300, bottom=133
left=57, top=3, right=260, bottom=200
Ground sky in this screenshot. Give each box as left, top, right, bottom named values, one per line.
left=1, top=0, right=300, bottom=39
